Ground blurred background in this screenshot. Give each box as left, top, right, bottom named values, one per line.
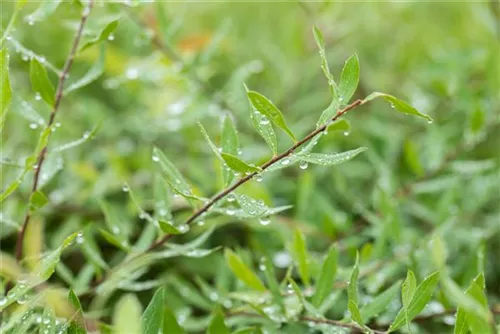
left=1, top=1, right=499, bottom=333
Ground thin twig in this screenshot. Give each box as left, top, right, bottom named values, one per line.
left=147, top=99, right=363, bottom=252
left=15, top=0, right=95, bottom=262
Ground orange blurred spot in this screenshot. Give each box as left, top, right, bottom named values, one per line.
left=177, top=33, right=212, bottom=53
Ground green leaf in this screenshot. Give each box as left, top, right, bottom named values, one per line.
left=317, top=99, right=340, bottom=127
left=39, top=307, right=56, bottom=334
left=311, top=245, right=337, bottom=307
left=235, top=193, right=268, bottom=217
left=141, top=287, right=165, bottom=334
left=12, top=308, right=35, bottom=334
left=454, top=308, right=468, bottom=334
left=312, top=26, right=337, bottom=95
left=299, top=147, right=367, bottom=166
left=53, top=123, right=101, bottom=153
left=26, top=0, right=62, bottom=23
left=348, top=252, right=360, bottom=306
left=291, top=229, right=310, bottom=286
left=402, top=270, right=417, bottom=308
left=247, top=91, right=296, bottom=141
left=221, top=152, right=260, bottom=174
left=462, top=274, right=491, bottom=334
left=163, top=307, right=185, bottom=334
left=35, top=232, right=78, bottom=280
left=29, top=190, right=49, bottom=212
left=224, top=249, right=266, bottom=291
left=81, top=225, right=109, bottom=270
left=389, top=271, right=440, bottom=332
left=348, top=300, right=365, bottom=328
left=30, top=58, right=55, bottom=106
left=0, top=48, right=12, bottom=132
left=404, top=140, right=424, bottom=177
left=431, top=235, right=447, bottom=269
left=199, top=122, right=223, bottom=160
left=261, top=255, right=284, bottom=311
left=113, top=294, right=143, bottom=334
left=208, top=307, right=230, bottom=334
left=246, top=86, right=277, bottom=155
left=339, top=54, right=359, bottom=103
left=65, top=45, right=106, bottom=94
left=153, top=147, right=194, bottom=197
left=222, top=115, right=239, bottom=186
left=469, top=106, right=485, bottom=134
left=98, top=228, right=130, bottom=252
left=159, top=220, right=182, bottom=234
left=327, top=119, right=351, bottom=133
left=360, top=280, right=401, bottom=322
left=364, top=92, right=433, bottom=122
left=68, top=290, right=86, bottom=334
left=80, top=20, right=119, bottom=51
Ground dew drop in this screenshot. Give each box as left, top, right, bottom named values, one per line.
left=39, top=56, right=46, bottom=64
left=254, top=174, right=263, bottom=182
left=286, top=283, right=293, bottom=293
left=260, top=118, right=270, bottom=125
left=282, top=158, right=290, bottom=166
left=55, top=122, right=61, bottom=128
left=76, top=232, right=84, bottom=244
left=299, top=160, right=309, bottom=170
left=42, top=317, right=50, bottom=325
left=22, top=54, right=29, bottom=62
left=152, top=154, right=159, bottom=162
left=29, top=122, right=38, bottom=130
left=112, top=226, right=120, bottom=234
left=390, top=103, right=395, bottom=108
left=122, top=184, right=129, bottom=192
left=158, top=208, right=167, bottom=216
left=139, top=211, right=147, bottom=219
left=0, top=297, right=7, bottom=307
left=227, top=194, right=235, bottom=202
left=6, top=35, right=12, bottom=41
left=35, top=92, right=42, bottom=101
left=237, top=149, right=243, bottom=156
left=83, top=131, right=91, bottom=139
left=196, top=220, right=205, bottom=226
left=108, top=33, right=115, bottom=41
left=178, top=224, right=189, bottom=233
left=427, top=119, right=433, bottom=124
left=126, top=68, right=139, bottom=80
left=259, top=216, right=271, bottom=226
left=343, top=131, right=350, bottom=136
left=259, top=263, right=266, bottom=271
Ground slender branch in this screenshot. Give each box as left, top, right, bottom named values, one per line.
left=147, top=99, right=363, bottom=251
left=15, top=0, right=95, bottom=262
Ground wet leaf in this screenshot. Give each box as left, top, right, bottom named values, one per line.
left=311, top=245, right=337, bottom=307
left=364, top=92, right=433, bottom=122
left=65, top=45, right=105, bottom=94
left=80, top=19, right=120, bottom=51
left=208, top=307, right=230, bottom=334
left=221, top=153, right=260, bottom=174
left=291, top=229, right=310, bottom=286
left=339, top=54, right=359, bottom=103
left=141, top=287, right=165, bottom=334
left=30, top=58, right=55, bottom=106
left=299, top=147, right=367, bottom=166
left=0, top=48, right=12, bottom=132
left=113, top=294, right=143, bottom=334
left=224, top=249, right=266, bottom=291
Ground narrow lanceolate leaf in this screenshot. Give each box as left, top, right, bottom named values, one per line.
left=199, top=122, right=223, bottom=160
left=339, top=54, right=359, bottom=104
left=163, top=307, right=185, bottom=334
left=65, top=45, right=105, bottom=94
left=245, top=86, right=277, bottom=155
left=299, top=147, right=367, bottom=166
left=317, top=99, right=340, bottom=127
left=312, top=26, right=337, bottom=96
left=113, top=294, right=143, bottom=334
left=35, top=232, right=79, bottom=280
left=389, top=271, right=440, bottom=332
left=39, top=307, right=56, bottom=334
left=402, top=270, right=417, bottom=308
left=221, top=115, right=239, bottom=186
left=153, top=147, right=193, bottom=197
left=80, top=19, right=120, bottom=51
left=26, top=0, right=62, bottom=23
left=208, top=307, right=230, bottom=334
left=28, top=190, right=49, bottom=212
left=23, top=217, right=43, bottom=270
left=158, top=220, right=182, bottom=234
left=68, top=290, right=86, bottom=334
left=30, top=58, right=55, bottom=106
left=224, top=249, right=266, bottom=291
left=291, top=229, right=310, bottom=286
left=311, top=245, right=337, bottom=307
left=348, top=300, right=365, bottom=328
left=348, top=253, right=360, bottom=306
left=221, top=152, right=260, bottom=174
left=141, top=287, right=165, bottom=334
left=261, top=255, right=284, bottom=311
left=360, top=280, right=401, bottom=322
left=247, top=91, right=296, bottom=141
left=327, top=119, right=351, bottom=133
left=363, top=92, right=433, bottom=122
left=0, top=48, right=12, bottom=132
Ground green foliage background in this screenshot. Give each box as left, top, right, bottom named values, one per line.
left=1, top=1, right=499, bottom=333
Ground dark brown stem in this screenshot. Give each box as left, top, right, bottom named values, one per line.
left=15, top=0, right=95, bottom=262
left=147, top=99, right=363, bottom=252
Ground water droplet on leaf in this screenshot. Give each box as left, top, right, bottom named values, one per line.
left=299, top=161, right=309, bottom=170
left=259, top=216, right=271, bottom=225
left=282, top=158, right=290, bottom=166
left=227, top=194, right=235, bottom=202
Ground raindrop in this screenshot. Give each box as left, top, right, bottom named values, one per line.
left=126, top=68, right=139, bottom=80
left=282, top=158, right=290, bottom=166
left=29, top=123, right=38, bottom=130
left=390, top=103, right=395, bottom=108
left=35, top=92, right=41, bottom=101
left=299, top=160, right=309, bottom=170
left=223, top=300, right=232, bottom=308
left=108, top=34, right=115, bottom=41
left=343, top=131, right=350, bottom=136
left=260, top=118, right=270, bottom=125
left=43, top=317, right=50, bottom=325
left=17, top=295, right=28, bottom=305
left=259, top=216, right=271, bottom=226
left=55, top=122, right=61, bottom=128
left=158, top=208, right=167, bottom=216
left=112, top=226, right=120, bottom=234
left=227, top=194, right=235, bottom=202
left=273, top=251, right=292, bottom=268
left=26, top=17, right=35, bottom=26
left=0, top=297, right=7, bottom=307
left=178, top=224, right=189, bottom=233
left=237, top=149, right=243, bottom=156
left=217, top=147, right=223, bottom=153
left=83, top=131, right=91, bottom=139
left=5, top=35, right=12, bottom=41
left=76, top=232, right=84, bottom=244
left=196, top=220, right=205, bottom=226
left=427, top=119, right=433, bottom=124
left=122, top=184, right=129, bottom=192
left=208, top=292, right=218, bottom=301
left=259, top=263, right=266, bottom=271
left=152, top=154, right=159, bottom=162
left=33, top=164, right=39, bottom=170
left=233, top=172, right=241, bottom=178
left=254, top=174, right=263, bottom=182
left=35, top=315, right=42, bottom=324
left=226, top=208, right=236, bottom=216
left=39, top=56, right=46, bottom=64
left=286, top=284, right=293, bottom=293
left=139, top=211, right=147, bottom=220
left=22, top=54, right=29, bottom=61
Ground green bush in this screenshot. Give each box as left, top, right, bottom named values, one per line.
left=1, top=1, right=499, bottom=333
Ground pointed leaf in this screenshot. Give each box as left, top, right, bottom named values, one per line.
left=0, top=48, right=12, bottom=132
left=389, top=271, right=440, bottom=332
left=80, top=20, right=119, bottom=51
left=141, top=287, right=165, bottom=334
left=224, top=249, right=266, bottom=291
left=29, top=190, right=49, bottom=212
left=261, top=255, right=284, bottom=311
left=247, top=91, right=296, bottom=141
left=311, top=245, right=338, bottom=307
left=291, top=229, right=310, bottom=286
left=348, top=253, right=360, bottom=306
left=339, top=54, right=359, bottom=103
left=312, top=26, right=337, bottom=95
left=153, top=147, right=193, bottom=197
left=317, top=99, right=340, bottom=127
left=208, top=307, right=230, bottom=334
left=327, top=119, right=351, bottom=133
left=199, top=122, right=223, bottom=160
left=159, top=220, right=182, bottom=234
left=163, top=307, right=185, bottom=334
left=65, top=45, right=105, bottom=94
left=299, top=147, right=367, bottom=166
left=364, top=92, right=433, bottom=122
left=360, top=280, right=401, bottom=322
left=348, top=300, right=365, bottom=328
left=246, top=86, right=277, bottom=155
left=402, top=270, right=417, bottom=308
left=235, top=193, right=268, bottom=217
left=221, top=153, right=260, bottom=174
left=30, top=58, right=55, bottom=106
left=113, top=294, right=143, bottom=334
left=222, top=115, right=239, bottom=186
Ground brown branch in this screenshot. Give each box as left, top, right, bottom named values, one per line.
left=147, top=99, right=363, bottom=251
left=15, top=0, right=95, bottom=262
